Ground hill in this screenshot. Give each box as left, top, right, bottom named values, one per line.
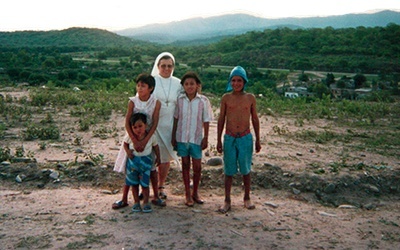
left=0, top=27, right=137, bottom=48
left=116, top=10, right=400, bottom=44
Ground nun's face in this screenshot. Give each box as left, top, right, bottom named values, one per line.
left=158, top=58, right=174, bottom=78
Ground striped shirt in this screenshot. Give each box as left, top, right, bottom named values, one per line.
left=174, top=93, right=213, bottom=145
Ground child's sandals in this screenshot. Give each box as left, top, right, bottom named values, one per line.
left=158, top=186, right=167, bottom=200
left=132, top=203, right=142, bottom=212
left=142, top=203, right=153, bottom=213
left=112, top=200, right=129, bottom=209
left=152, top=198, right=166, bottom=207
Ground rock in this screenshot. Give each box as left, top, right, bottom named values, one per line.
left=12, top=157, right=34, bottom=163
left=15, top=175, right=23, bottom=183
left=206, top=157, right=223, bottom=166
left=263, top=162, right=274, bottom=167
left=363, top=203, right=376, bottom=210
left=75, top=148, right=84, bottom=153
left=264, top=202, right=278, bottom=208
left=317, top=211, right=337, bottom=217
left=56, top=163, right=66, bottom=170
left=324, top=183, right=336, bottom=193
left=363, top=184, right=380, bottom=193
left=82, top=159, right=96, bottom=166
left=266, top=209, right=275, bottom=215
left=338, top=204, right=357, bottom=209
left=16, top=174, right=26, bottom=183
left=101, top=190, right=113, bottom=194
left=292, top=188, right=301, bottom=195
left=49, top=170, right=59, bottom=179
left=289, top=182, right=301, bottom=188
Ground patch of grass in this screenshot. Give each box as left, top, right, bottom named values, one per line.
left=294, top=130, right=337, bottom=144
left=15, top=235, right=52, bottom=249
left=84, top=214, right=96, bottom=225
left=0, top=146, right=12, bottom=161
left=379, top=219, right=399, bottom=227
left=92, top=125, right=116, bottom=139
left=381, top=231, right=400, bottom=242
left=65, top=233, right=110, bottom=249
left=40, top=113, right=55, bottom=124
left=0, top=122, right=6, bottom=138
left=23, top=124, right=60, bottom=140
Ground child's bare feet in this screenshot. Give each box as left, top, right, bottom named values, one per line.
left=218, top=201, right=231, bottom=214
left=244, top=199, right=255, bottom=210
left=192, top=195, right=205, bottom=204
left=185, top=198, right=194, bottom=207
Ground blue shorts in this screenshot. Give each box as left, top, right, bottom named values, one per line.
left=223, top=133, right=253, bottom=176
left=176, top=142, right=202, bottom=159
left=125, top=155, right=152, bottom=188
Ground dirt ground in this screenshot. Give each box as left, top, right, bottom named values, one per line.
left=1, top=89, right=400, bottom=249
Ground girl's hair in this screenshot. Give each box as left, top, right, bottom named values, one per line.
left=180, top=71, right=201, bottom=85
left=129, top=112, right=147, bottom=126
left=135, top=73, right=156, bottom=93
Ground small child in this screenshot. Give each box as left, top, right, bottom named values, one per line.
left=216, top=66, right=261, bottom=213
left=124, top=112, right=161, bottom=213
left=113, top=73, right=165, bottom=210
left=172, top=72, right=213, bottom=206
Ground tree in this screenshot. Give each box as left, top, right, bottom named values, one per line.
left=298, top=72, right=309, bottom=82
left=311, top=82, right=330, bottom=98
left=353, top=74, right=367, bottom=89
left=326, top=73, right=335, bottom=86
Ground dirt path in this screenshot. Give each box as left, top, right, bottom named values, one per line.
left=1, top=179, right=399, bottom=249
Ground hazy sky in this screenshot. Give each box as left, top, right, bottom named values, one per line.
left=1, top=0, right=400, bottom=32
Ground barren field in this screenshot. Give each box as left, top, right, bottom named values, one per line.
left=1, top=88, right=399, bottom=249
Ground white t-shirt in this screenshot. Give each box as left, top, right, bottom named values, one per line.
left=123, top=134, right=158, bottom=156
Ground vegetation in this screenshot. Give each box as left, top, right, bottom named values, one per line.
left=0, top=24, right=399, bottom=163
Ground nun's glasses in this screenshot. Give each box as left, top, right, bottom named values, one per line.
left=160, top=64, right=174, bottom=69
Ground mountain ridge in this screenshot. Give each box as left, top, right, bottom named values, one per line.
left=116, top=10, right=400, bottom=44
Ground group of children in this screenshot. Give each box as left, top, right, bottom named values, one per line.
left=113, top=60, right=261, bottom=214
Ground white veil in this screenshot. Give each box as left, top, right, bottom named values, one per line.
left=151, top=52, right=176, bottom=77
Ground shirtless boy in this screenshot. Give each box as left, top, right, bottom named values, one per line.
left=216, top=66, right=261, bottom=213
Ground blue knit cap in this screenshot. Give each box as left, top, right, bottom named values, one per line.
left=226, top=66, right=248, bottom=92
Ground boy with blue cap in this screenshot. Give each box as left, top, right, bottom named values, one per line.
left=216, top=66, right=261, bottom=213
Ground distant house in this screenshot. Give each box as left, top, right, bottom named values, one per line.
left=285, top=86, right=313, bottom=98
left=355, top=88, right=372, bottom=99
left=330, top=86, right=356, bottom=100
left=285, top=92, right=299, bottom=98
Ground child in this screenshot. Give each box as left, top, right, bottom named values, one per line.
left=171, top=72, right=213, bottom=207
left=124, top=112, right=161, bottom=212
left=216, top=66, right=261, bottom=213
left=113, top=73, right=165, bottom=209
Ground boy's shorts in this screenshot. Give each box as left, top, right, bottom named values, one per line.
left=176, top=142, right=202, bottom=159
left=223, top=133, right=253, bottom=176
left=125, top=155, right=152, bottom=187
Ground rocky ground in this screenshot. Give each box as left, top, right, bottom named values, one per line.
left=1, top=89, right=399, bottom=249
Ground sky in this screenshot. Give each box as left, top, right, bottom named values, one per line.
left=1, top=0, right=400, bottom=32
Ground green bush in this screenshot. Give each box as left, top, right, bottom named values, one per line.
left=23, top=124, right=60, bottom=140
left=0, top=146, right=12, bottom=161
